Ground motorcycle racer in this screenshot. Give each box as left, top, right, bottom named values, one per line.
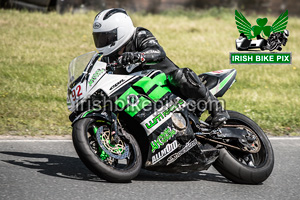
left=92, top=8, right=229, bottom=128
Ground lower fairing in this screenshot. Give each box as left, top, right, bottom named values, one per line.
left=145, top=142, right=219, bottom=173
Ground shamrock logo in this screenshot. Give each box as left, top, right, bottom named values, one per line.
left=235, top=10, right=288, bottom=39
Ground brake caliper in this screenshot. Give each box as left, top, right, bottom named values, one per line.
left=93, top=126, right=110, bottom=161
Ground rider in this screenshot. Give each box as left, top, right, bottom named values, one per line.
left=92, top=8, right=229, bottom=128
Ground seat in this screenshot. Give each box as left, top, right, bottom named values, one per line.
left=198, top=69, right=237, bottom=97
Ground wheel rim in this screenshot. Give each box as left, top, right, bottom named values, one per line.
left=85, top=120, right=138, bottom=170
left=224, top=119, right=268, bottom=168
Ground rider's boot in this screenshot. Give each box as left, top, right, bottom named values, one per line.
left=205, top=91, right=229, bottom=128
left=168, top=68, right=229, bottom=129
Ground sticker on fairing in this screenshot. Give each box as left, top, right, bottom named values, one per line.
left=166, top=138, right=198, bottom=166
left=150, top=127, right=176, bottom=153
left=88, top=69, right=105, bottom=86
left=140, top=97, right=186, bottom=135
left=152, top=140, right=178, bottom=165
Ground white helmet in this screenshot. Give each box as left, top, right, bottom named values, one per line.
left=283, top=29, right=289, bottom=38
left=92, top=8, right=135, bottom=56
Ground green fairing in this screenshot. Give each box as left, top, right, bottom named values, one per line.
left=115, top=87, right=139, bottom=109
left=115, top=87, right=151, bottom=117
left=133, top=77, right=156, bottom=93
left=115, top=74, right=171, bottom=117
left=132, top=76, right=169, bottom=102
left=148, top=87, right=168, bottom=101
left=124, top=96, right=151, bottom=117
left=152, top=73, right=168, bottom=87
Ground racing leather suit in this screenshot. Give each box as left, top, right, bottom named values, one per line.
left=102, top=27, right=178, bottom=75
left=101, top=27, right=229, bottom=128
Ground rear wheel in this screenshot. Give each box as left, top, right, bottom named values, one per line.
left=72, top=118, right=142, bottom=183
left=213, top=110, right=274, bottom=184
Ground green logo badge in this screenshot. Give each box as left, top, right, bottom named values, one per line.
left=151, top=127, right=176, bottom=153
left=230, top=10, right=291, bottom=64
left=235, top=10, right=288, bottom=39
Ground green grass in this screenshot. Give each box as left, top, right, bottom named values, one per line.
left=0, top=8, right=299, bottom=136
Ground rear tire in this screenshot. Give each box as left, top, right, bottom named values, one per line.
left=72, top=118, right=142, bottom=183
left=213, top=110, right=274, bottom=184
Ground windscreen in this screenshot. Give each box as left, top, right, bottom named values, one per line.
left=68, top=51, right=98, bottom=88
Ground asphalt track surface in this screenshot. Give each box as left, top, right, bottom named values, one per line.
left=0, top=137, right=299, bottom=200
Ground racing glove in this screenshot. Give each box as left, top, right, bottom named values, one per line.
left=119, top=52, right=145, bottom=65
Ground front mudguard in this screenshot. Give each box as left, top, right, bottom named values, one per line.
left=70, top=110, right=112, bottom=126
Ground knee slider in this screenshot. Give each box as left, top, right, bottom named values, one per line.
left=168, top=68, right=207, bottom=99
left=184, top=68, right=202, bottom=87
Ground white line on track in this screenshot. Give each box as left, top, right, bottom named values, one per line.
left=268, top=137, right=300, bottom=140
left=0, top=140, right=72, bottom=142
left=0, top=137, right=299, bottom=142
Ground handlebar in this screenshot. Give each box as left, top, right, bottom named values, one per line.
left=106, top=62, right=124, bottom=72
left=106, top=58, right=142, bottom=73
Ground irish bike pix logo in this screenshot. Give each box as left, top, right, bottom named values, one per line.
left=230, top=10, right=292, bottom=64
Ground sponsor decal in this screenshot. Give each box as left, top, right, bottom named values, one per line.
left=88, top=69, right=105, bottom=86
left=109, top=79, right=125, bottom=90
left=151, top=127, right=176, bottom=153
left=152, top=140, right=178, bottom=165
left=93, top=22, right=101, bottom=29
left=166, top=138, right=198, bottom=166
left=140, top=97, right=186, bottom=135
left=231, top=10, right=291, bottom=64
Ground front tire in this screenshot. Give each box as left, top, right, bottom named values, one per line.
left=213, top=110, right=274, bottom=184
left=72, top=118, right=142, bottom=183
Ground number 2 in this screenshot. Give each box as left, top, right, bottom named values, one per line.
left=76, top=85, right=82, bottom=96
left=72, top=85, right=82, bottom=101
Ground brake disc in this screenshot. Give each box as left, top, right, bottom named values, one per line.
left=224, top=125, right=261, bottom=153
left=96, top=126, right=130, bottom=159
left=245, top=130, right=261, bottom=153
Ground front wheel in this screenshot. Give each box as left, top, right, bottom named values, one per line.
left=213, top=110, right=274, bottom=184
left=72, top=118, right=142, bottom=183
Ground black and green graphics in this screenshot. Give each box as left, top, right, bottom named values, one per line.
left=152, top=140, right=178, bottom=165
left=141, top=97, right=186, bottom=135
left=166, top=138, right=198, bottom=166
left=115, top=73, right=171, bottom=117
left=232, top=10, right=291, bottom=64
left=209, top=70, right=236, bottom=95
left=89, top=69, right=105, bottom=86
left=151, top=127, right=176, bottom=153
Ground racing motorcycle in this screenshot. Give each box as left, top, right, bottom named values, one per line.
left=266, top=30, right=289, bottom=51
left=67, top=51, right=274, bottom=183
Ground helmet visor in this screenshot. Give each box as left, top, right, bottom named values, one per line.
left=93, top=28, right=118, bottom=48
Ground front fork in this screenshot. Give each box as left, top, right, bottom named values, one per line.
left=92, top=125, right=110, bottom=161
left=109, top=113, right=123, bottom=144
